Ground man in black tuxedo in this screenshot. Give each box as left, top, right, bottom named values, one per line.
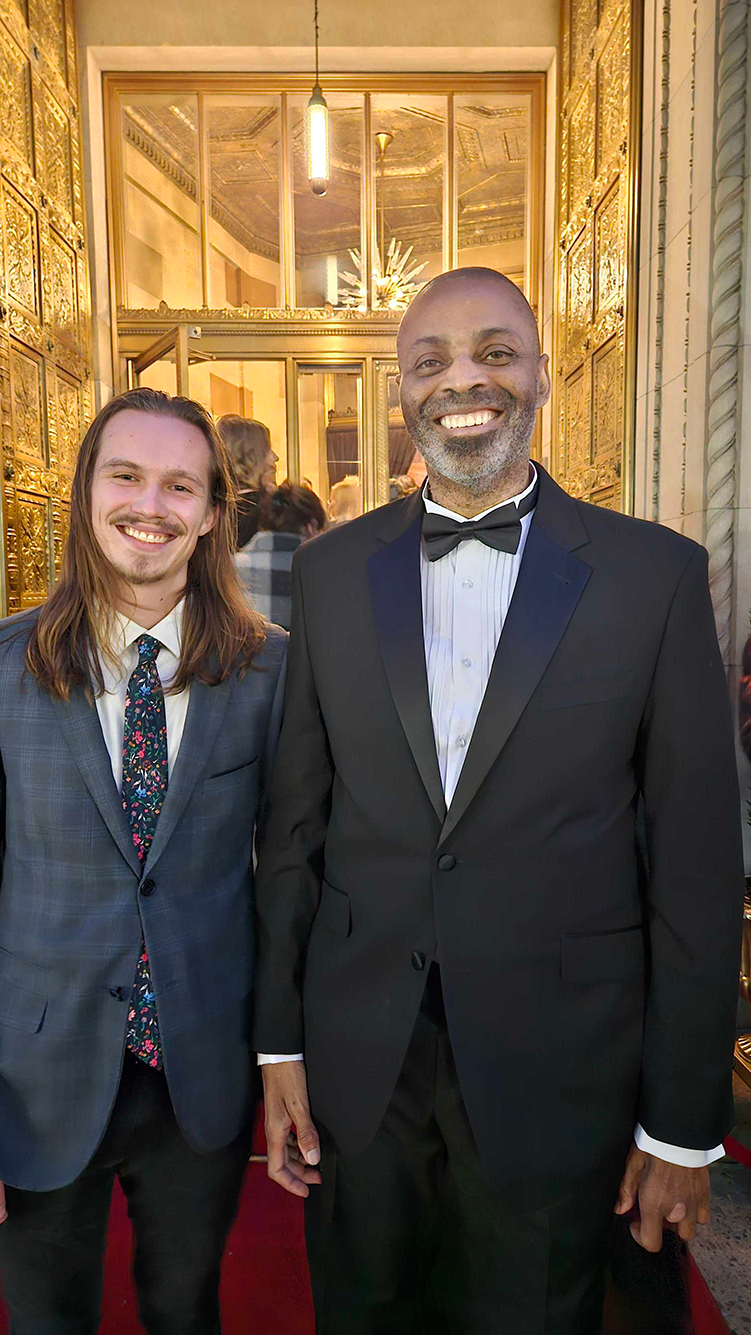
left=253, top=268, right=743, bottom=1333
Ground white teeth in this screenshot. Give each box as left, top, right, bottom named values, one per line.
left=123, top=526, right=170, bottom=545
left=439, top=410, right=496, bottom=430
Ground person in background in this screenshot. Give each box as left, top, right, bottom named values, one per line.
left=216, top=415, right=278, bottom=549
left=328, top=474, right=362, bottom=527
left=389, top=474, right=419, bottom=503
left=236, top=481, right=325, bottom=631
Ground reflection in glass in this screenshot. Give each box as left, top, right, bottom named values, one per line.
left=383, top=369, right=425, bottom=490
left=291, top=94, right=363, bottom=307
left=188, top=360, right=288, bottom=480
left=366, top=95, right=446, bottom=305
left=121, top=95, right=202, bottom=309
left=206, top=98, right=282, bottom=309
left=454, top=95, right=531, bottom=291
left=298, top=367, right=362, bottom=519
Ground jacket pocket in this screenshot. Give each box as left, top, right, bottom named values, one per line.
left=0, top=982, right=47, bottom=1032
left=561, top=926, right=644, bottom=984
left=316, top=881, right=352, bottom=938
left=536, top=670, right=635, bottom=712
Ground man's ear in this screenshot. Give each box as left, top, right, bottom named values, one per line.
left=536, top=354, right=551, bottom=409
left=199, top=503, right=218, bottom=538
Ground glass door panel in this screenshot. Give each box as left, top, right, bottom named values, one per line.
left=187, top=359, right=288, bottom=480
left=120, top=94, right=202, bottom=309
left=205, top=96, right=282, bottom=309
left=290, top=94, right=364, bottom=307
left=454, top=94, right=532, bottom=293
left=370, top=94, right=447, bottom=306
left=297, top=365, right=363, bottom=519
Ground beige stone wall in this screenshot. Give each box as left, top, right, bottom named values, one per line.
left=636, top=0, right=751, bottom=857
left=75, top=1, right=559, bottom=54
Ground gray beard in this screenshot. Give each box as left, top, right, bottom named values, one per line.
left=407, top=400, right=537, bottom=493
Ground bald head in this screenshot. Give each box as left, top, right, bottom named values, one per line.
left=396, top=265, right=550, bottom=501
left=397, top=267, right=540, bottom=366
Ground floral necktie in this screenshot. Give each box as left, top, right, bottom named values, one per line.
left=122, top=634, right=167, bottom=1069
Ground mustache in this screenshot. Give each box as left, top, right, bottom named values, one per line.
left=420, top=388, right=517, bottom=420
left=110, top=514, right=183, bottom=538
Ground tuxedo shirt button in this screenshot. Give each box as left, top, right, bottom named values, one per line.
left=140, top=878, right=156, bottom=897
left=462, top=580, right=474, bottom=590
left=438, top=854, right=456, bottom=871
left=412, top=951, right=426, bottom=971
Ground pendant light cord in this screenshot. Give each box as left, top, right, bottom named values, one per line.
left=314, top=0, right=320, bottom=85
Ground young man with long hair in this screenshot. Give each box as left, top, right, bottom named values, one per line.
left=0, top=388, right=286, bottom=1334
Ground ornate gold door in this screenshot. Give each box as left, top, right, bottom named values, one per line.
left=554, top=0, right=641, bottom=512
left=0, top=0, right=91, bottom=615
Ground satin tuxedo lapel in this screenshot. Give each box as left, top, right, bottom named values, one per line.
left=368, top=493, right=446, bottom=823
left=51, top=687, right=141, bottom=876
left=440, top=470, right=592, bottom=843
left=141, top=676, right=232, bottom=875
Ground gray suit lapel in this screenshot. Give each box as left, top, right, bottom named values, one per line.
left=141, top=677, right=232, bottom=875
left=51, top=687, right=141, bottom=876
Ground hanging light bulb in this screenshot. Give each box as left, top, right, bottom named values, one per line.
left=306, top=1, right=329, bottom=196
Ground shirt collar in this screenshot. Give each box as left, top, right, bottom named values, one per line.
left=422, top=462, right=538, bottom=523
left=110, top=598, right=184, bottom=662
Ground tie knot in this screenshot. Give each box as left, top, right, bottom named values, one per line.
left=136, top=634, right=161, bottom=664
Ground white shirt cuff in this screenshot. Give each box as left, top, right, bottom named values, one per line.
left=634, top=1123, right=725, bottom=1167
left=257, top=1052, right=304, bottom=1065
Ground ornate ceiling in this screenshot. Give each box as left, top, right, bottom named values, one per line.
left=122, top=94, right=529, bottom=264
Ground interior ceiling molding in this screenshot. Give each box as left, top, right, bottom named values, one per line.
left=92, top=46, right=557, bottom=74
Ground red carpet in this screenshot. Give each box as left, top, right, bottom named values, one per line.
left=0, top=1161, right=734, bottom=1334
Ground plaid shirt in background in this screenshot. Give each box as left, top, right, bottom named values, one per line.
left=234, top=530, right=303, bottom=630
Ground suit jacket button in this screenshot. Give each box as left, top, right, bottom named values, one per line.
left=109, top=987, right=124, bottom=1000
left=438, top=854, right=456, bottom=871
left=140, top=878, right=156, bottom=897
left=412, top=951, right=426, bottom=971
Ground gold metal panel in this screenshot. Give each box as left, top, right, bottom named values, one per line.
left=47, top=228, right=76, bottom=346
left=553, top=0, right=640, bottom=513
left=0, top=0, right=92, bottom=615
left=17, top=490, right=50, bottom=606
left=39, top=84, right=72, bottom=216
left=0, top=23, right=32, bottom=164
left=10, top=340, right=45, bottom=460
left=29, top=0, right=66, bottom=83
left=3, top=181, right=39, bottom=318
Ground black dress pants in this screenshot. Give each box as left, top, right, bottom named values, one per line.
left=0, top=1052, right=254, bottom=1335
left=305, top=965, right=622, bottom=1335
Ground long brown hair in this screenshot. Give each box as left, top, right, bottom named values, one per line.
left=26, top=388, right=266, bottom=700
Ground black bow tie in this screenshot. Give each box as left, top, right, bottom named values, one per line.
left=422, top=485, right=538, bottom=561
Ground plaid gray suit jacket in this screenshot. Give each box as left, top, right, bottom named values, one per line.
left=0, top=610, right=286, bottom=1191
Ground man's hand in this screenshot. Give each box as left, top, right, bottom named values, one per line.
left=0, top=1181, right=6, bottom=1223
left=262, top=1061, right=321, bottom=1198
left=615, top=1145, right=711, bottom=1252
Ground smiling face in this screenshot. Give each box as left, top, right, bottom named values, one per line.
left=90, top=409, right=217, bottom=608
left=397, top=271, right=550, bottom=496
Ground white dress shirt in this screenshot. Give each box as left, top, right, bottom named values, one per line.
left=95, top=601, right=189, bottom=790
left=258, top=477, right=725, bottom=1166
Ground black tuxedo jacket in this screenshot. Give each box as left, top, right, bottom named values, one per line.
left=253, top=467, right=743, bottom=1207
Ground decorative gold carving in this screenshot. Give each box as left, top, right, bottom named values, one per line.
left=41, top=86, right=72, bottom=215
left=30, top=0, right=67, bottom=81
left=48, top=230, right=76, bottom=345
left=568, top=82, right=595, bottom=221
left=17, top=492, right=50, bottom=604
left=570, top=0, right=597, bottom=81
left=595, top=184, right=622, bottom=317
left=49, top=368, right=80, bottom=474
left=4, top=185, right=39, bottom=317
left=597, top=14, right=628, bottom=173
left=554, top=0, right=637, bottom=512
left=10, top=342, right=45, bottom=461
left=0, top=25, right=32, bottom=163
